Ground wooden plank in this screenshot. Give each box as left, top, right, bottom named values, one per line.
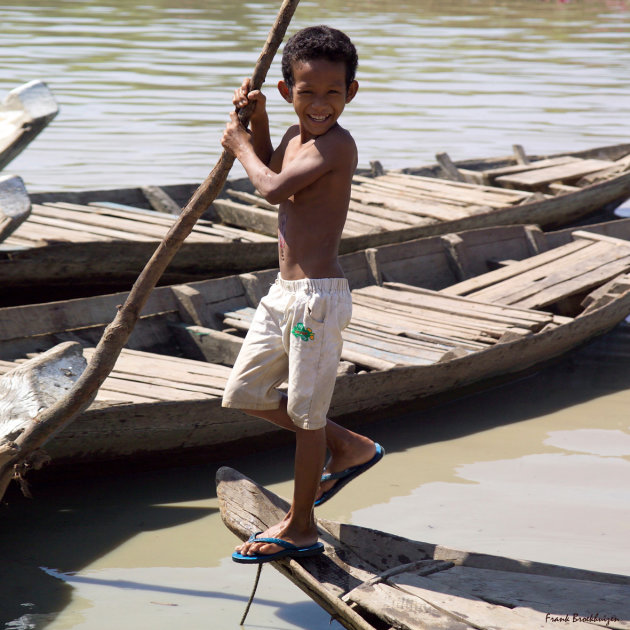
left=435, top=152, right=465, bottom=181
left=0, top=287, right=177, bottom=342
left=363, top=284, right=552, bottom=331
left=350, top=187, right=473, bottom=221
left=37, top=202, right=211, bottom=243
left=347, top=582, right=476, bottom=630
left=212, top=198, right=277, bottom=236
left=496, top=158, right=615, bottom=189
left=346, top=322, right=460, bottom=354
left=30, top=206, right=160, bottom=242
left=513, top=255, right=630, bottom=309
left=367, top=172, right=531, bottom=205
left=226, top=188, right=278, bottom=211
left=90, top=347, right=233, bottom=379
left=383, top=171, right=531, bottom=199
left=390, top=571, right=555, bottom=630
left=350, top=302, right=502, bottom=345
left=342, top=329, right=444, bottom=364
left=480, top=156, right=576, bottom=181
left=141, top=185, right=181, bottom=215
left=88, top=201, right=276, bottom=243
left=426, top=566, right=630, bottom=629
left=513, top=144, right=530, bottom=165
left=342, top=338, right=436, bottom=367
left=385, top=282, right=558, bottom=323
left=98, top=376, right=214, bottom=401
left=443, top=239, right=593, bottom=296
left=351, top=292, right=532, bottom=338
left=347, top=199, right=423, bottom=225
left=469, top=241, right=630, bottom=306
left=8, top=218, right=104, bottom=243
left=93, top=389, right=158, bottom=404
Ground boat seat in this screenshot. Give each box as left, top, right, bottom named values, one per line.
left=443, top=231, right=630, bottom=309
left=495, top=157, right=615, bottom=190
left=83, top=347, right=232, bottom=404
left=220, top=285, right=561, bottom=371
left=0, top=347, right=232, bottom=406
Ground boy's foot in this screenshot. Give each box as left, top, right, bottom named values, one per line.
left=233, top=518, right=320, bottom=563
left=315, top=441, right=384, bottom=506
left=232, top=532, right=324, bottom=564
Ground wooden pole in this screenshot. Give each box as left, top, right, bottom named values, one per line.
left=0, top=0, right=300, bottom=500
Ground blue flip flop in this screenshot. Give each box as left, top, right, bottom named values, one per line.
left=232, top=531, right=325, bottom=564
left=315, top=442, right=384, bottom=507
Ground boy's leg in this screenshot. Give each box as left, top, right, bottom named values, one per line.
left=241, top=397, right=377, bottom=502
left=235, top=425, right=326, bottom=557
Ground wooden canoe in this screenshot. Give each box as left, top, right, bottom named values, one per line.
left=0, top=80, right=58, bottom=172
left=2, top=219, right=630, bottom=477
left=2, top=142, right=630, bottom=305
left=216, top=466, right=630, bottom=630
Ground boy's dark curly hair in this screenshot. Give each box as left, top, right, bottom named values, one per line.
left=281, top=25, right=358, bottom=90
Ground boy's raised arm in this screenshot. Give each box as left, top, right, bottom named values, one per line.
left=223, top=126, right=350, bottom=205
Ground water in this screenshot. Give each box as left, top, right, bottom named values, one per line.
left=1, top=1, right=630, bottom=628
left=2, top=0, right=630, bottom=192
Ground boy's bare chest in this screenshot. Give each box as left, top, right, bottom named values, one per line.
left=282, top=136, right=313, bottom=166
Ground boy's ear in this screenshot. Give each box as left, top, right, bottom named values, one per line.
left=278, top=80, right=292, bottom=103
left=345, top=80, right=359, bottom=104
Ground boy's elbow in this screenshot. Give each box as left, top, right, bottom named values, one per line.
left=258, top=181, right=288, bottom=205
left=263, top=189, right=287, bottom=205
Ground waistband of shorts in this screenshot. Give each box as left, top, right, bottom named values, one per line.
left=275, top=274, right=349, bottom=294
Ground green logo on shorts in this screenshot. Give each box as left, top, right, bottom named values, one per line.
left=292, top=322, right=314, bottom=341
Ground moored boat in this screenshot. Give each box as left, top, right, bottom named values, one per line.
left=1, top=219, right=630, bottom=478
left=2, top=142, right=630, bottom=305
left=0, top=80, right=58, bottom=172
left=217, top=466, right=630, bottom=630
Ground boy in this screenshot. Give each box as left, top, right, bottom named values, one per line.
left=221, top=25, right=383, bottom=564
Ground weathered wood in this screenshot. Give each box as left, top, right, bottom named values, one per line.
left=170, top=322, right=243, bottom=366
left=443, top=239, right=593, bottom=297
left=225, top=188, right=278, bottom=211
left=0, top=342, right=86, bottom=445
left=436, top=152, right=465, bottom=181
left=426, top=565, right=630, bottom=628
left=2, top=219, right=630, bottom=478
left=212, top=198, right=278, bottom=236
left=0, top=174, right=31, bottom=243
left=0, top=80, right=58, bottom=171
left=3, top=143, right=630, bottom=303
left=218, top=468, right=630, bottom=630
left=347, top=581, right=476, bottom=630
left=513, top=144, right=529, bottom=165
left=141, top=185, right=182, bottom=215
left=496, top=158, right=614, bottom=190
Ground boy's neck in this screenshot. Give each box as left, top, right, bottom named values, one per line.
left=300, top=121, right=340, bottom=143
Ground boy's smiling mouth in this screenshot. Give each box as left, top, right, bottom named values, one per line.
left=308, top=114, right=331, bottom=122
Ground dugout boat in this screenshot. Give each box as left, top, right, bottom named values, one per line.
left=216, top=466, right=630, bottom=630
left=2, top=141, right=630, bottom=305
left=2, top=219, right=630, bottom=479
left=0, top=80, right=58, bottom=173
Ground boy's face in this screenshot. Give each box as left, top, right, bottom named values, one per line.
left=278, top=58, right=358, bottom=140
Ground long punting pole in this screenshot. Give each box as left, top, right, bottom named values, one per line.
left=0, top=0, right=301, bottom=500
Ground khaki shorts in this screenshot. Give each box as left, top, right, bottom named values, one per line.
left=221, top=275, right=352, bottom=430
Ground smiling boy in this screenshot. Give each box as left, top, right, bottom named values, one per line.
left=221, top=25, right=383, bottom=564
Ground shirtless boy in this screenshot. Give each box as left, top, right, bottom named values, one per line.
left=221, top=25, right=383, bottom=564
